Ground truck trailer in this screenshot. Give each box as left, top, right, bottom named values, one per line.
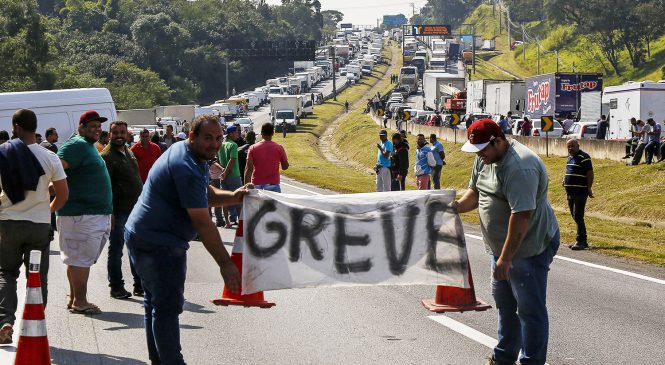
left=466, top=79, right=525, bottom=115
left=524, top=73, right=603, bottom=120
left=270, top=95, right=304, bottom=132
left=602, top=81, right=665, bottom=140
left=423, top=71, right=466, bottom=111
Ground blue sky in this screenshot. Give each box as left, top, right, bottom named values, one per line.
left=264, top=0, right=428, bottom=26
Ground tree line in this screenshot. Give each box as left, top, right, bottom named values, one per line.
left=0, top=0, right=344, bottom=109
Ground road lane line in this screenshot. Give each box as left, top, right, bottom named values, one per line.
left=280, top=181, right=665, bottom=285
left=428, top=315, right=497, bottom=349
left=428, top=316, right=550, bottom=365
left=463, top=233, right=665, bottom=285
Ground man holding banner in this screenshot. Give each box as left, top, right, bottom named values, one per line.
left=455, top=119, right=560, bottom=365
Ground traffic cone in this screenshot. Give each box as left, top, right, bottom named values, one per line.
left=210, top=220, right=275, bottom=308
left=421, top=262, right=491, bottom=313
left=14, top=250, right=51, bottom=365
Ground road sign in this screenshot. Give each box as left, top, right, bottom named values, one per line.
left=403, top=111, right=411, bottom=121
left=450, top=113, right=461, bottom=126
left=541, top=115, right=554, bottom=132
left=340, top=23, right=353, bottom=29
left=226, top=40, right=316, bottom=61
left=411, top=25, right=452, bottom=36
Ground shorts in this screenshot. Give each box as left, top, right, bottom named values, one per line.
left=57, top=215, right=111, bottom=267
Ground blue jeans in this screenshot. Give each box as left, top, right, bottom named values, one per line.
left=108, top=211, right=140, bottom=289
left=125, top=231, right=187, bottom=365
left=255, top=184, right=281, bottom=193
left=491, top=230, right=560, bottom=365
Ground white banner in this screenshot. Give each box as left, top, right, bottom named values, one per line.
left=241, top=190, right=470, bottom=294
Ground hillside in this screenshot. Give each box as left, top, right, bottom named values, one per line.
left=466, top=4, right=665, bottom=85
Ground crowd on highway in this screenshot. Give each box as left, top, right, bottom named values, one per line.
left=0, top=109, right=289, bottom=364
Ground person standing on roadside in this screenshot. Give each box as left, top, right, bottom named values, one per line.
left=563, top=139, right=594, bottom=251
left=414, top=134, right=435, bottom=190
left=562, top=114, right=574, bottom=135
left=163, top=125, right=176, bottom=148
left=389, top=133, right=409, bottom=191
left=454, top=119, right=559, bottom=365
left=41, top=127, right=59, bottom=153
left=245, top=123, right=289, bottom=192
left=96, top=131, right=110, bottom=153
left=151, top=132, right=167, bottom=153
left=0, top=109, right=68, bottom=344
left=429, top=134, right=445, bottom=189
left=375, top=130, right=393, bottom=192
left=499, top=112, right=513, bottom=135
left=101, top=121, right=144, bottom=299
left=131, top=129, right=162, bottom=183
left=124, top=115, right=243, bottom=365
left=596, top=115, right=609, bottom=140
left=217, top=125, right=243, bottom=228
left=237, top=131, right=255, bottom=184
left=57, top=110, right=113, bottom=315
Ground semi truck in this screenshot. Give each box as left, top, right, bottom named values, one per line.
left=602, top=81, right=665, bottom=139
left=398, top=66, right=419, bottom=95
left=423, top=71, right=466, bottom=110
left=524, top=73, right=603, bottom=120
left=270, top=95, right=304, bottom=132
left=466, top=79, right=525, bottom=115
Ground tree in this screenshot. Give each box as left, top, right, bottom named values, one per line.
left=633, top=2, right=665, bottom=59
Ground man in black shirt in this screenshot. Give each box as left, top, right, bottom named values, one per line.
left=389, top=133, right=409, bottom=191
left=40, top=127, right=59, bottom=153
left=563, top=139, right=594, bottom=250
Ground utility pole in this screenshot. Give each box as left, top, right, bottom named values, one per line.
left=555, top=49, right=559, bottom=72
left=329, top=46, right=337, bottom=101
left=472, top=24, right=476, bottom=75
left=537, top=41, right=540, bottom=74
left=225, top=57, right=229, bottom=99
left=506, top=5, right=511, bottom=47
left=522, top=23, right=526, bottom=62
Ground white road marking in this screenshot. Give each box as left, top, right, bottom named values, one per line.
left=282, top=182, right=665, bottom=286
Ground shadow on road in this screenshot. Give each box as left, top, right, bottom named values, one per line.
left=51, top=347, right=147, bottom=365
left=183, top=301, right=214, bottom=314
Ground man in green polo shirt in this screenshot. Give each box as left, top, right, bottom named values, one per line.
left=57, top=110, right=113, bottom=315
left=217, top=125, right=242, bottom=228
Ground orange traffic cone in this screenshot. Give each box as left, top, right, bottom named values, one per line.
left=421, top=262, right=491, bottom=313
left=210, top=220, right=275, bottom=308
left=14, top=250, right=51, bottom=365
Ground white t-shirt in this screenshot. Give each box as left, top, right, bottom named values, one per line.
left=0, top=143, right=67, bottom=224
left=641, top=124, right=652, bottom=143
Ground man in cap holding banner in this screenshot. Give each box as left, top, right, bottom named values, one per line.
left=453, top=119, right=559, bottom=365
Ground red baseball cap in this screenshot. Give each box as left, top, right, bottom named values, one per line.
left=461, top=119, right=504, bottom=153
left=79, top=110, right=108, bottom=125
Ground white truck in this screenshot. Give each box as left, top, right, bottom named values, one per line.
left=347, top=64, right=361, bottom=81
left=602, top=81, right=665, bottom=139
left=466, top=79, right=525, bottom=115
left=253, top=87, right=268, bottom=105
left=0, top=88, right=116, bottom=142
left=294, top=61, right=315, bottom=73
left=270, top=95, right=304, bottom=132
left=423, top=71, right=466, bottom=110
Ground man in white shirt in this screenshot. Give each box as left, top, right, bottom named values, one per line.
left=0, top=109, right=68, bottom=344
left=629, top=119, right=651, bottom=166
left=562, top=115, right=574, bottom=135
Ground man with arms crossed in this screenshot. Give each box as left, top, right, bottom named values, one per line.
left=125, top=115, right=243, bottom=364
left=0, top=109, right=68, bottom=343
left=454, top=119, right=559, bottom=365
left=58, top=110, right=113, bottom=314
left=244, top=123, right=289, bottom=192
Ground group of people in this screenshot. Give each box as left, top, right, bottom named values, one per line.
left=375, top=131, right=445, bottom=192
left=0, top=109, right=289, bottom=364
left=624, top=117, right=664, bottom=165
left=389, top=74, right=399, bottom=84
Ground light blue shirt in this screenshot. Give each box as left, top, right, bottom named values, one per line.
left=377, top=140, right=393, bottom=167
left=431, top=141, right=444, bottom=166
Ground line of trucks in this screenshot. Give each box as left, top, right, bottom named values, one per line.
left=419, top=70, right=665, bottom=140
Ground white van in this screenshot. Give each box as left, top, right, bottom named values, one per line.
left=0, top=88, right=117, bottom=145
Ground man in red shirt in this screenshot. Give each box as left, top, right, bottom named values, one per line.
left=244, top=123, right=289, bottom=192
left=130, top=129, right=162, bottom=182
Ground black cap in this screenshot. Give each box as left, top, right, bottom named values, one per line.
left=379, top=130, right=388, bottom=136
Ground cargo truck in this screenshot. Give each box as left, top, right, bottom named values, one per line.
left=602, top=81, right=665, bottom=139
left=524, top=73, right=603, bottom=120
left=423, top=71, right=466, bottom=110
left=466, top=79, right=525, bottom=115
left=399, top=66, right=419, bottom=95
left=270, top=95, right=303, bottom=132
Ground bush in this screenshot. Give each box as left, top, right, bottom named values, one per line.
left=542, top=25, right=576, bottom=51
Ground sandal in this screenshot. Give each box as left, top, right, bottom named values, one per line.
left=69, top=305, right=102, bottom=315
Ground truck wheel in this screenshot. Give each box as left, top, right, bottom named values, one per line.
left=254, top=106, right=258, bottom=111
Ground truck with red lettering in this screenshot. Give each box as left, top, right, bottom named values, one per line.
left=524, top=73, right=603, bottom=120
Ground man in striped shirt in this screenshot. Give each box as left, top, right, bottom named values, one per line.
left=563, top=139, right=594, bottom=250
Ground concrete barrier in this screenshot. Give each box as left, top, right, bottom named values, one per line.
left=369, top=113, right=627, bottom=162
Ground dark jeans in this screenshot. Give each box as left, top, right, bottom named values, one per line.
left=492, top=230, right=560, bottom=365
left=625, top=137, right=639, bottom=156
left=108, top=211, right=141, bottom=290
left=126, top=231, right=187, bottom=365
left=660, top=142, right=665, bottom=161
left=431, top=164, right=443, bottom=189
left=645, top=140, right=660, bottom=164
left=0, top=220, right=50, bottom=327
left=567, top=194, right=588, bottom=245
left=631, top=142, right=646, bottom=165
left=390, top=175, right=405, bottom=191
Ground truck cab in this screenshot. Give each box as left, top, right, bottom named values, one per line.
left=272, top=110, right=297, bottom=132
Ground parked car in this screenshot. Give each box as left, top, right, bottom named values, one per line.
left=566, top=121, right=598, bottom=139
left=234, top=117, right=254, bottom=132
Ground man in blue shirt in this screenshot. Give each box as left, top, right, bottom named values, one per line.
left=125, top=115, right=244, bottom=365
left=429, top=134, right=445, bottom=189
left=375, top=130, right=393, bottom=192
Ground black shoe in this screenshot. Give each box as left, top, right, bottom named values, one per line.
left=110, top=287, right=132, bottom=299
left=569, top=243, right=589, bottom=251
left=215, top=220, right=224, bottom=228
left=622, top=154, right=631, bottom=159
left=133, top=286, right=144, bottom=297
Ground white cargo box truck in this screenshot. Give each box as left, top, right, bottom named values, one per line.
left=270, top=95, right=303, bottom=132
left=484, top=80, right=525, bottom=116
left=602, top=81, right=665, bottom=139
left=423, top=71, right=466, bottom=111
left=0, top=88, right=117, bottom=144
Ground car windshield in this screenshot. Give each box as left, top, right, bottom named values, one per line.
left=276, top=111, right=294, bottom=119
left=236, top=118, right=251, bottom=125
